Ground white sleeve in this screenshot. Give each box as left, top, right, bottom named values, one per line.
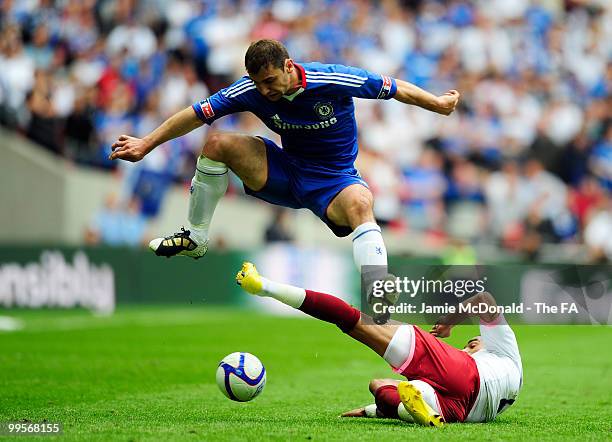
left=479, top=314, right=522, bottom=368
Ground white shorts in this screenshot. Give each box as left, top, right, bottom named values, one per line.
left=383, top=324, right=415, bottom=369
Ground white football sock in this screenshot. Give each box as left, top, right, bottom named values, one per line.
left=258, top=277, right=306, bottom=309
left=364, top=404, right=378, bottom=418
left=364, top=391, right=438, bottom=422
left=188, top=155, right=228, bottom=243
left=397, top=403, right=414, bottom=422
left=350, top=222, right=388, bottom=273
left=360, top=404, right=420, bottom=422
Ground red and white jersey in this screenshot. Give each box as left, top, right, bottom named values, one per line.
left=466, top=314, right=523, bottom=422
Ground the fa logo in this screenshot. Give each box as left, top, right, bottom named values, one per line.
left=314, top=102, right=334, bottom=120
left=199, top=98, right=214, bottom=119
left=189, top=185, right=194, bottom=194
left=375, top=246, right=383, bottom=255
left=377, top=76, right=392, bottom=99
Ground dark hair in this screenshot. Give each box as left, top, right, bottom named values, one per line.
left=244, top=39, right=290, bottom=74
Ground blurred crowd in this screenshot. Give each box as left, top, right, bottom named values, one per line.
left=1, top=0, right=611, bottom=260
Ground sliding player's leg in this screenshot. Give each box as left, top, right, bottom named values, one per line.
left=237, top=262, right=363, bottom=333
left=149, top=133, right=268, bottom=258
left=348, top=323, right=445, bottom=426
left=237, top=262, right=447, bottom=426
left=394, top=325, right=480, bottom=423
left=351, top=314, right=479, bottom=423
left=237, top=262, right=396, bottom=348
left=397, top=380, right=445, bottom=426
left=342, top=378, right=443, bottom=426
left=342, top=379, right=404, bottom=419
left=237, top=263, right=437, bottom=372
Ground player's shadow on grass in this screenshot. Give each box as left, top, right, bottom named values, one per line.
left=336, top=417, right=437, bottom=428
left=337, top=417, right=517, bottom=428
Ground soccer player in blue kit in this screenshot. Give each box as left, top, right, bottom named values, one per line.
left=110, top=39, right=459, bottom=279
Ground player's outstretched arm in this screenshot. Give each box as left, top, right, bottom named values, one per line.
left=430, top=291, right=498, bottom=338
left=110, top=106, right=204, bottom=162
left=341, top=405, right=381, bottom=418
left=393, top=79, right=459, bottom=116
left=341, top=407, right=368, bottom=417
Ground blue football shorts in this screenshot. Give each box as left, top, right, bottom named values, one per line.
left=243, top=137, right=368, bottom=237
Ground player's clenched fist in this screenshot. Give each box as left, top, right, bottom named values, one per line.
left=109, top=134, right=149, bottom=162
left=436, top=90, right=460, bottom=116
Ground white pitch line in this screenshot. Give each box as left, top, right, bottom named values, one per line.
left=0, top=316, right=24, bottom=332
left=2, top=310, right=210, bottom=333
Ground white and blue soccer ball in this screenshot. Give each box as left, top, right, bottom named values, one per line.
left=216, top=352, right=266, bottom=402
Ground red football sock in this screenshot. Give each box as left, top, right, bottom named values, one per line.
left=298, top=289, right=361, bottom=333
left=374, top=385, right=401, bottom=418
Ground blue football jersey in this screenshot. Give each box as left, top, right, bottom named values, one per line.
left=192, top=62, right=397, bottom=170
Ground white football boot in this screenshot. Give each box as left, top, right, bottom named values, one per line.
left=148, top=227, right=208, bottom=259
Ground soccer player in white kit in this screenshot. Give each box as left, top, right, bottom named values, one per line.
left=237, top=262, right=523, bottom=426
left=455, top=311, right=523, bottom=422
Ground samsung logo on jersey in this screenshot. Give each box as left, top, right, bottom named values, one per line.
left=271, top=114, right=337, bottom=130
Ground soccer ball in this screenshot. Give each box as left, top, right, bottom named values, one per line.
left=216, top=352, right=266, bottom=402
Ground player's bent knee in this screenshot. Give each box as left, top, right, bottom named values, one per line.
left=202, top=133, right=231, bottom=162
left=346, top=193, right=374, bottom=221
left=369, top=379, right=383, bottom=393
left=369, top=378, right=392, bottom=394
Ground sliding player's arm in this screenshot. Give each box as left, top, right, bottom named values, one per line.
left=110, top=107, right=203, bottom=162
left=341, top=405, right=381, bottom=418
left=393, top=79, right=460, bottom=116
left=430, top=291, right=499, bottom=338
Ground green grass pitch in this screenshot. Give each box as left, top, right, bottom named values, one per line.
left=1, top=306, right=610, bottom=441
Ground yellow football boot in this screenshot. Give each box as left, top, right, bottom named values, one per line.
left=397, top=381, right=445, bottom=427
left=236, top=262, right=263, bottom=294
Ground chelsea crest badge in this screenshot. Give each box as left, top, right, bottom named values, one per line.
left=314, top=102, right=334, bottom=120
